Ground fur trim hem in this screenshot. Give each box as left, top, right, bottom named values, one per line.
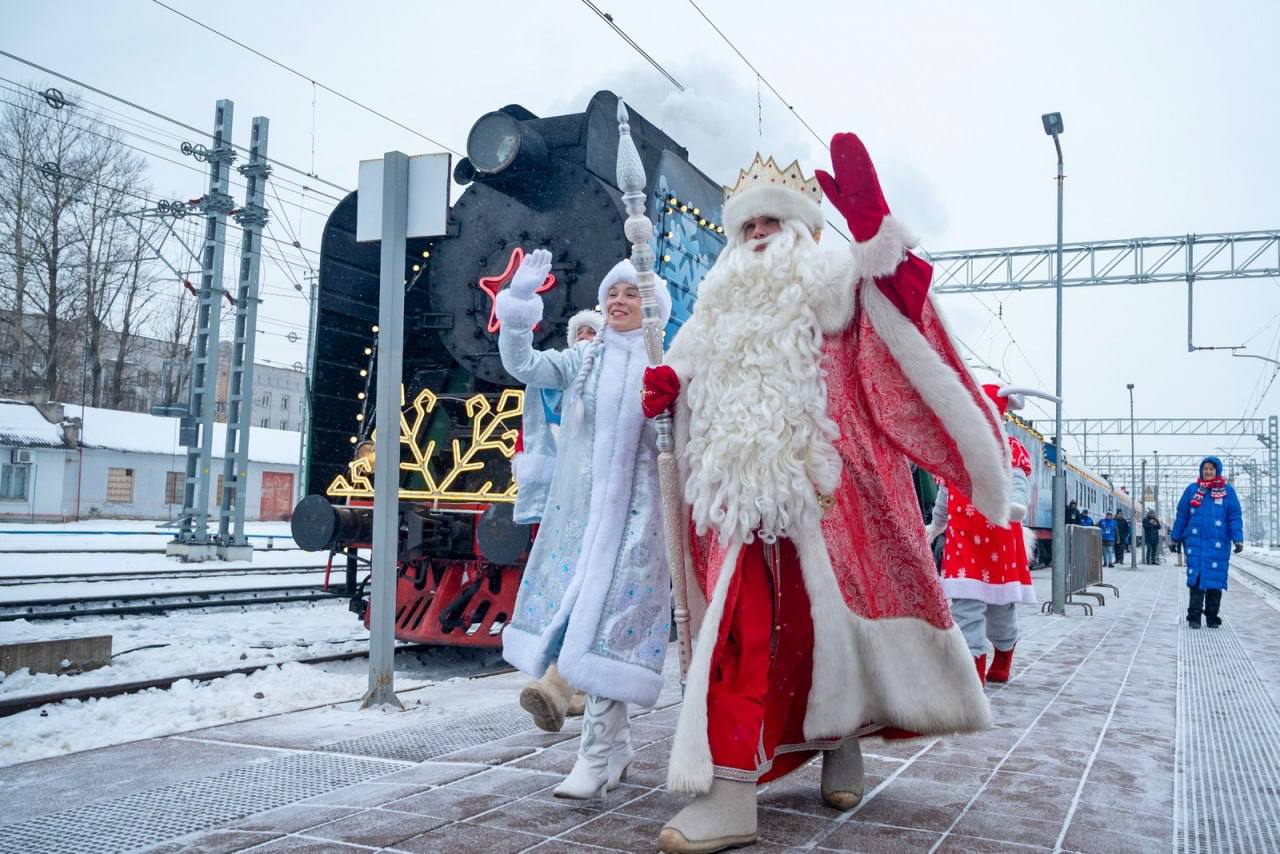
left=722, top=185, right=824, bottom=236
left=793, top=532, right=991, bottom=742
left=942, top=578, right=1039, bottom=606
left=513, top=452, right=555, bottom=487
left=496, top=290, right=543, bottom=329
left=666, top=542, right=743, bottom=794
left=557, top=651, right=664, bottom=708
left=849, top=216, right=915, bottom=281
left=861, top=283, right=1011, bottom=526
left=501, top=623, right=552, bottom=678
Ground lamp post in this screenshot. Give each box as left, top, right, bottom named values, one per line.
left=1043, top=111, right=1067, bottom=614
left=1127, top=383, right=1137, bottom=568
left=1154, top=450, right=1160, bottom=520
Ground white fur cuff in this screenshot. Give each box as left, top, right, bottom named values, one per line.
left=849, top=216, right=914, bottom=281
left=496, top=289, right=543, bottom=330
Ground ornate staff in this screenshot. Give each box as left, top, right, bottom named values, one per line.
left=615, top=99, right=692, bottom=684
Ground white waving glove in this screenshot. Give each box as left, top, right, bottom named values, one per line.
left=509, top=248, right=552, bottom=299
left=924, top=522, right=944, bottom=543
left=1008, top=503, right=1027, bottom=522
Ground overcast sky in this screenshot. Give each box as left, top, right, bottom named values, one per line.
left=5, top=0, right=1278, bottom=500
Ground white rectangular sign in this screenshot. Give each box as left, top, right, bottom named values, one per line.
left=356, top=152, right=451, bottom=242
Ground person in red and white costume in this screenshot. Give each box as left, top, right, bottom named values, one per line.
left=643, top=136, right=1012, bottom=854
left=925, top=385, right=1039, bottom=686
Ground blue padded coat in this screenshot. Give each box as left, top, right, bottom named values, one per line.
left=1171, top=456, right=1244, bottom=590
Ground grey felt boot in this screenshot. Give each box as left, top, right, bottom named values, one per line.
left=658, top=778, right=758, bottom=853
left=820, top=738, right=865, bottom=810
left=519, top=663, right=575, bottom=733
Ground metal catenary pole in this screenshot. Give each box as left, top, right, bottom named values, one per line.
left=298, top=271, right=319, bottom=503
left=217, top=116, right=270, bottom=559
left=1268, top=415, right=1279, bottom=548
left=171, top=100, right=235, bottom=561
left=1050, top=129, right=1067, bottom=614
left=363, top=151, right=409, bottom=709
left=1128, top=384, right=1137, bottom=568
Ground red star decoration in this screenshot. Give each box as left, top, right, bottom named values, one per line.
left=477, top=247, right=556, bottom=334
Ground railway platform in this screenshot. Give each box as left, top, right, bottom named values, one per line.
left=2, top=558, right=1279, bottom=854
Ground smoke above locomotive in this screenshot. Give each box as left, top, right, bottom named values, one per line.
left=308, top=91, right=727, bottom=497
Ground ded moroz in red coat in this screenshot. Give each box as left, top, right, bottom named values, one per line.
left=663, top=214, right=1013, bottom=794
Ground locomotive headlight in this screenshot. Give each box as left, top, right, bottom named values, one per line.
left=466, top=111, right=548, bottom=178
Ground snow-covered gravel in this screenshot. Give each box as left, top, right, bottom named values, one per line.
left=0, top=651, right=505, bottom=768
left=1, top=600, right=373, bottom=700
left=0, top=520, right=509, bottom=769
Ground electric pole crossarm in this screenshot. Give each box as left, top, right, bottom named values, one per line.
left=928, top=230, right=1280, bottom=293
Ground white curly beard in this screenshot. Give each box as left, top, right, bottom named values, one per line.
left=676, top=222, right=842, bottom=545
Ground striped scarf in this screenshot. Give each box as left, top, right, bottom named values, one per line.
left=1189, top=476, right=1227, bottom=508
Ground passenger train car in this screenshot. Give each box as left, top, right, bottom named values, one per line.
left=1005, top=415, right=1136, bottom=565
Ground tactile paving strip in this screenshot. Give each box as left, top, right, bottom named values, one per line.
left=0, top=751, right=397, bottom=854
left=1176, top=620, right=1280, bottom=853
left=319, top=704, right=536, bottom=761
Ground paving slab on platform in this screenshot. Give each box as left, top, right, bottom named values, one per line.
left=2, top=562, right=1279, bottom=853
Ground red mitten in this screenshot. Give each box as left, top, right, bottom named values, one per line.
left=874, top=250, right=932, bottom=325
left=814, top=133, right=891, bottom=242
left=642, top=365, right=680, bottom=418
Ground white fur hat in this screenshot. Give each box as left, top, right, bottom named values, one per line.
left=597, top=258, right=672, bottom=326
left=722, top=184, right=824, bottom=238
left=566, top=309, right=603, bottom=347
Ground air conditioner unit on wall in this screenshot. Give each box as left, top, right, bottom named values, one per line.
left=10, top=448, right=34, bottom=464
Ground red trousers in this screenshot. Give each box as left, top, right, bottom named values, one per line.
left=706, top=538, right=838, bottom=783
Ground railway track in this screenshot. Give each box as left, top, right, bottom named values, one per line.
left=0, top=585, right=343, bottom=622
left=0, top=643, right=507, bottom=718
left=1234, top=554, right=1280, bottom=602
left=0, top=564, right=327, bottom=586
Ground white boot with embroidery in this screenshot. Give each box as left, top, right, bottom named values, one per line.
left=554, top=695, right=631, bottom=799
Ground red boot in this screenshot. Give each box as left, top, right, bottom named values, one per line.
left=974, top=654, right=987, bottom=685
left=987, top=645, right=1015, bottom=683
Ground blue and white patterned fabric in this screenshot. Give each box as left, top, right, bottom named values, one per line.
left=1171, top=456, right=1243, bottom=590
left=495, top=287, right=671, bottom=707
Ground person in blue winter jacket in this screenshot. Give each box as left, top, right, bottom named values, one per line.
left=1171, top=455, right=1244, bottom=629
left=1079, top=509, right=1094, bottom=528
left=1097, top=512, right=1118, bottom=567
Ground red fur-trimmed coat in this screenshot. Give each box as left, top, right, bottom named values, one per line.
left=665, top=222, right=1012, bottom=793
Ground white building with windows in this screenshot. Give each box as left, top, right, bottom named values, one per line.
left=215, top=346, right=306, bottom=432
left=0, top=399, right=300, bottom=522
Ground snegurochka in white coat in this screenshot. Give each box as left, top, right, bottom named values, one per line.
left=495, top=248, right=673, bottom=800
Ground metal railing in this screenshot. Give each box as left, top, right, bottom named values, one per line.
left=1042, top=525, right=1118, bottom=615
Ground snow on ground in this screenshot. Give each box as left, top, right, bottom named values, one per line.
left=0, top=600, right=372, bottom=700
left=2, top=548, right=324, bottom=579
left=1243, top=545, right=1280, bottom=571
left=5, top=570, right=330, bottom=604
left=0, top=647, right=506, bottom=768
left=0, top=519, right=300, bottom=551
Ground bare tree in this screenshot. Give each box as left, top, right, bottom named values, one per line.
left=0, top=88, right=44, bottom=386
left=71, top=129, right=151, bottom=406
left=0, top=84, right=196, bottom=411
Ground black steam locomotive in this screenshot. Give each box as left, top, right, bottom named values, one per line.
left=292, top=91, right=726, bottom=647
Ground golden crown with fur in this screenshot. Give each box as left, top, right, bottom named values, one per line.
left=723, top=154, right=823, bottom=203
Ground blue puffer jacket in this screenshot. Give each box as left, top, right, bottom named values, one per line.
left=1097, top=518, right=1118, bottom=543
left=1171, top=455, right=1244, bottom=590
